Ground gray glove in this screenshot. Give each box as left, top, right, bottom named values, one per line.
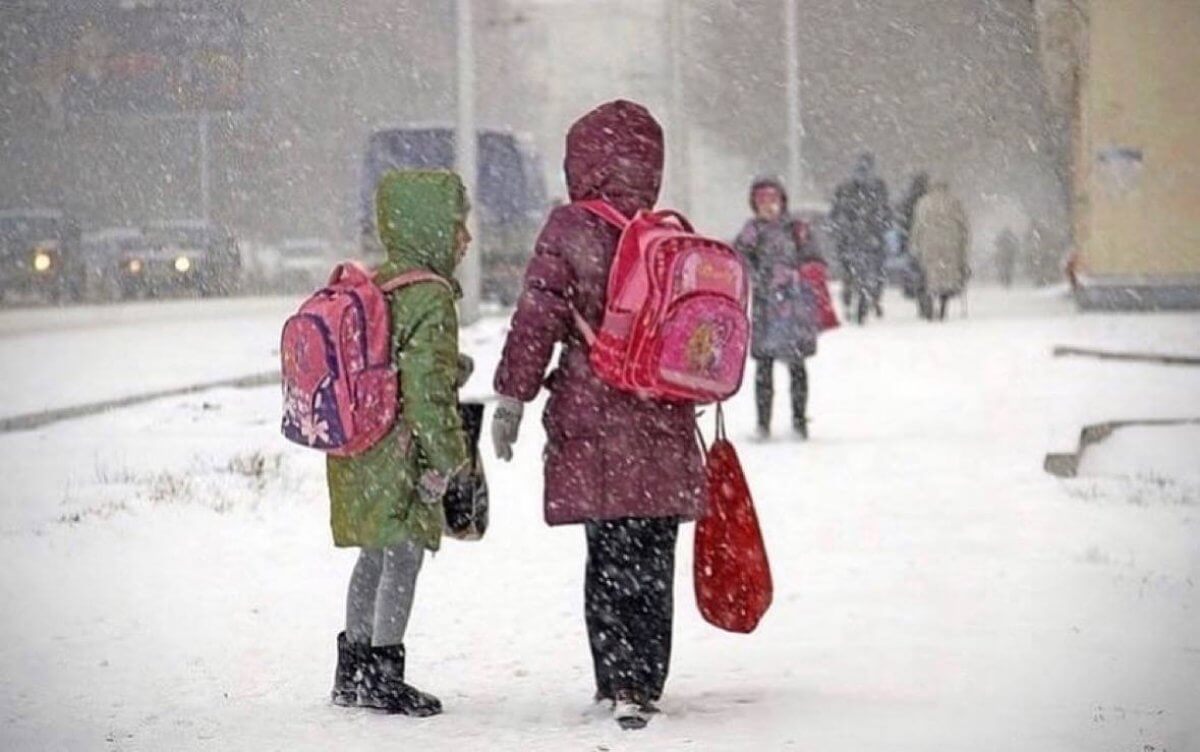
left=416, top=468, right=452, bottom=506
left=491, top=396, right=524, bottom=462
left=456, top=353, right=474, bottom=388
left=417, top=466, right=472, bottom=506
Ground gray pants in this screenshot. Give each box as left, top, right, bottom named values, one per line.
left=345, top=540, right=424, bottom=648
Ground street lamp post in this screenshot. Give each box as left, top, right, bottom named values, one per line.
left=784, top=0, right=805, bottom=198
left=456, top=0, right=481, bottom=323
left=668, top=0, right=690, bottom=215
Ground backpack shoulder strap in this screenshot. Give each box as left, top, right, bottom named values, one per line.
left=569, top=305, right=597, bottom=348
left=575, top=200, right=631, bottom=230
left=378, top=269, right=453, bottom=294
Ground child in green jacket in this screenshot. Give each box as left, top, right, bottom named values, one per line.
left=327, top=170, right=472, bottom=716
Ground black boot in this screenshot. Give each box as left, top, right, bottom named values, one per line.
left=754, top=358, right=773, bottom=439
left=789, top=362, right=808, bottom=440
left=792, top=416, right=809, bottom=440
left=332, top=632, right=367, bottom=707
left=360, top=644, right=443, bottom=717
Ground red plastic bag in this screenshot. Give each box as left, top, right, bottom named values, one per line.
left=694, top=407, right=773, bottom=633
left=799, top=261, right=840, bottom=332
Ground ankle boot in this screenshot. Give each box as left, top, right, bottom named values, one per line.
left=331, top=632, right=368, bottom=707
left=793, top=416, right=809, bottom=440
left=360, top=644, right=443, bottom=717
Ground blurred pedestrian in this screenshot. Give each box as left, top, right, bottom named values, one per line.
left=830, top=153, right=891, bottom=324
left=734, top=177, right=824, bottom=440
left=491, top=100, right=703, bottom=730
left=995, top=227, right=1019, bottom=287
left=911, top=180, right=970, bottom=321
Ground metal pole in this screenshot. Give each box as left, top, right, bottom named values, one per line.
left=784, top=0, right=804, bottom=199
left=199, top=112, right=211, bottom=223
left=668, top=0, right=690, bottom=215
left=456, top=0, right=481, bottom=323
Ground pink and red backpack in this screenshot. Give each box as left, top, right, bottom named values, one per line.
left=572, top=200, right=750, bottom=404
left=280, top=262, right=449, bottom=456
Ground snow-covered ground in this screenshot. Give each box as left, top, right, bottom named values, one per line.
left=1, top=287, right=1198, bottom=751
left=0, top=297, right=294, bottom=421
left=1078, top=424, right=1200, bottom=483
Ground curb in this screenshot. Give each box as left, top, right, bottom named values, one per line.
left=1044, top=417, right=1200, bottom=478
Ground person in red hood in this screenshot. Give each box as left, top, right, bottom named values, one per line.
left=491, top=100, right=703, bottom=729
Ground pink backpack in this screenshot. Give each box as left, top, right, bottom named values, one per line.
left=572, top=200, right=750, bottom=404
left=281, top=262, right=450, bottom=456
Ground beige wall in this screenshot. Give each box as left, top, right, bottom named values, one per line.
left=1080, top=1, right=1200, bottom=280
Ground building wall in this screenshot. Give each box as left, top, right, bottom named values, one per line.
left=1079, top=0, right=1200, bottom=282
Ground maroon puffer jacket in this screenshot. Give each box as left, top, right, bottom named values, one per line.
left=493, top=100, right=704, bottom=526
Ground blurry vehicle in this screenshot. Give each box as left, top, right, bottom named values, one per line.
left=361, top=127, right=548, bottom=304
left=121, top=220, right=241, bottom=298
left=0, top=208, right=84, bottom=304
left=80, top=227, right=148, bottom=302
left=278, top=237, right=335, bottom=292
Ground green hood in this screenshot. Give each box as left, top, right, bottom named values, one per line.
left=374, top=169, right=468, bottom=284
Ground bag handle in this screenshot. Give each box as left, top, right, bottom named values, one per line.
left=577, top=200, right=697, bottom=235
left=646, top=209, right=695, bottom=233
left=328, top=261, right=372, bottom=286
left=693, top=403, right=726, bottom=459
left=576, top=199, right=631, bottom=230
left=378, top=269, right=454, bottom=294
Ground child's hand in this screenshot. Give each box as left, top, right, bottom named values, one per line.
left=417, top=469, right=451, bottom=506
left=456, top=353, right=474, bottom=388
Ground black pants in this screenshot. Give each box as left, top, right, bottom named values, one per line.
left=919, top=291, right=953, bottom=321
left=585, top=517, right=679, bottom=701
left=755, top=358, right=808, bottom=430
left=840, top=256, right=884, bottom=324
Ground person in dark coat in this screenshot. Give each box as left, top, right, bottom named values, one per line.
left=830, top=153, right=891, bottom=324
left=734, top=177, right=823, bottom=439
left=490, top=100, right=703, bottom=730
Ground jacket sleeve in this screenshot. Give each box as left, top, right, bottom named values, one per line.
left=396, top=284, right=468, bottom=478
left=493, top=209, right=577, bottom=402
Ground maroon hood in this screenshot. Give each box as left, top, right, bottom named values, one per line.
left=564, top=100, right=664, bottom=218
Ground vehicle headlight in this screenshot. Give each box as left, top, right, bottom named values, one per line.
left=33, top=251, right=53, bottom=273
left=128, top=258, right=143, bottom=274
left=174, top=255, right=192, bottom=273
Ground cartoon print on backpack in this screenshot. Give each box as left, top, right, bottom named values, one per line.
left=685, top=320, right=720, bottom=376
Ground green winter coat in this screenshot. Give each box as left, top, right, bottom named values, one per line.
left=327, top=170, right=470, bottom=551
